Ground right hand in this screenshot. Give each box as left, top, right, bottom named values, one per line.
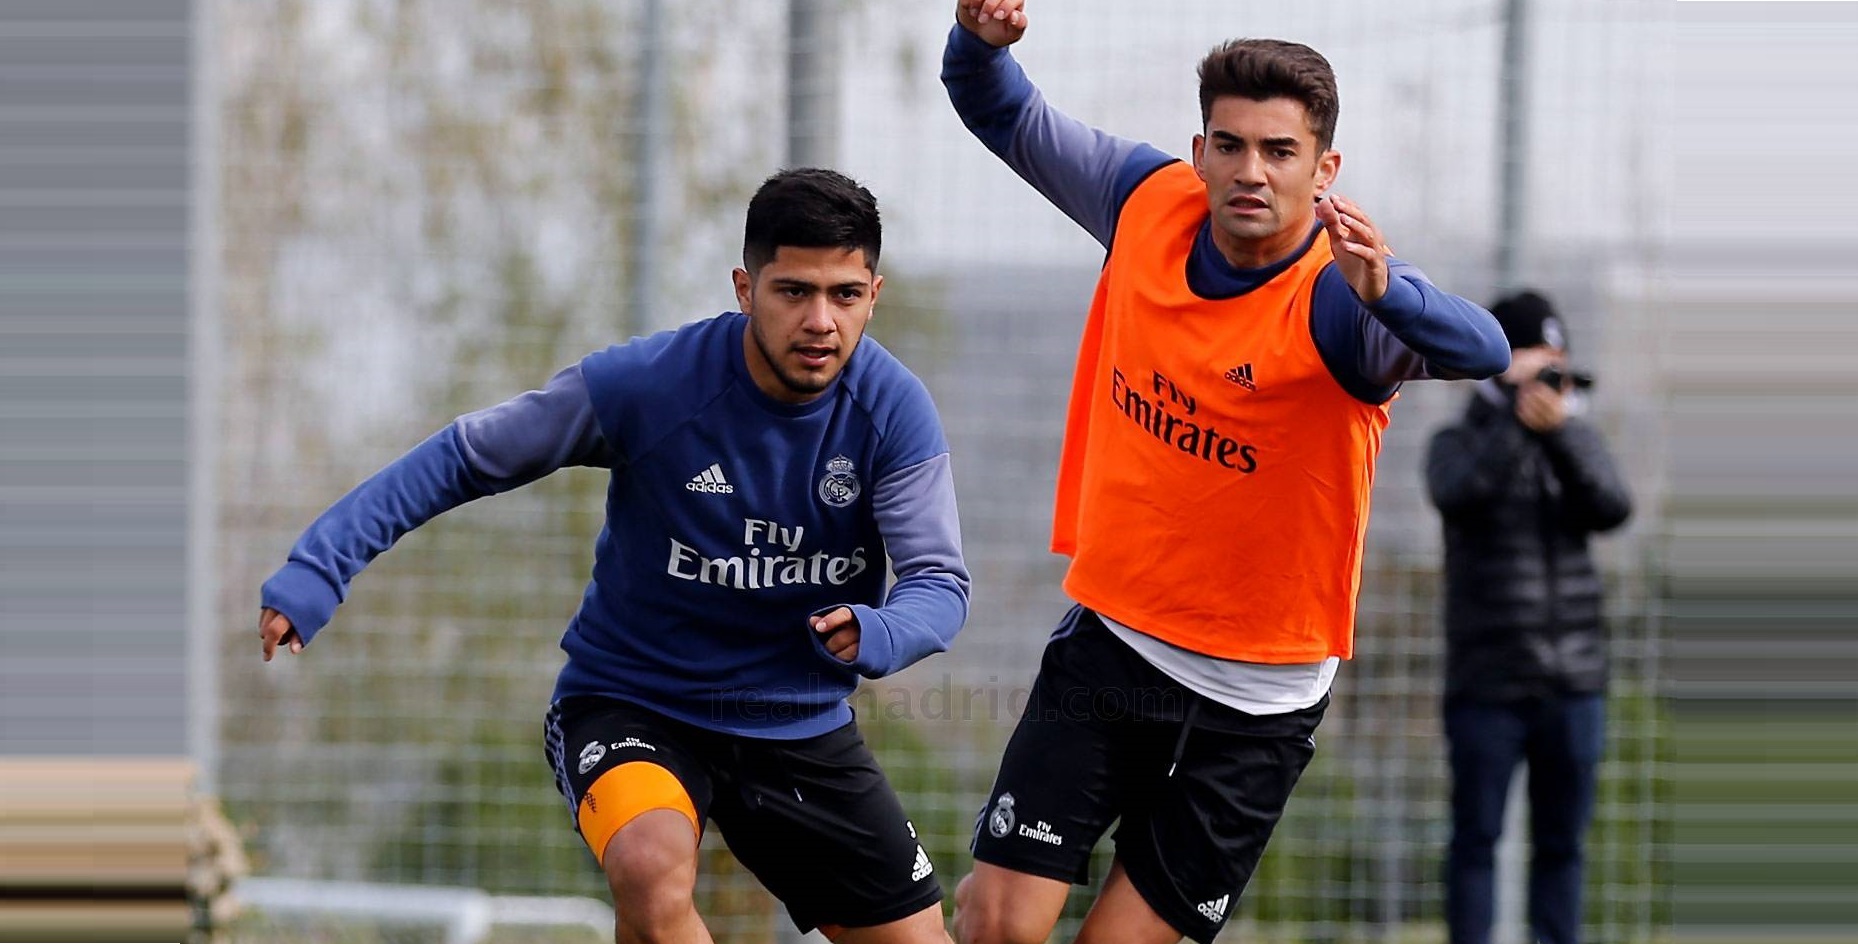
left=956, top=0, right=1028, bottom=47
left=260, top=607, right=303, bottom=662
left=1515, top=382, right=1567, bottom=433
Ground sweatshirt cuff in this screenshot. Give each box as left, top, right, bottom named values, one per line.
left=844, top=604, right=894, bottom=678
left=808, top=604, right=894, bottom=680
left=260, top=562, right=342, bottom=646
left=1364, top=272, right=1424, bottom=326
left=946, top=22, right=1005, bottom=63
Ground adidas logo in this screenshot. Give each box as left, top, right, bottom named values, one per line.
left=1223, top=363, right=1256, bottom=391
left=684, top=463, right=735, bottom=494
left=1196, top=894, right=1229, bottom=922
left=910, top=845, right=934, bottom=882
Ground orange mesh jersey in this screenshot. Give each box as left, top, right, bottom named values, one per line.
left=1054, top=162, right=1392, bottom=662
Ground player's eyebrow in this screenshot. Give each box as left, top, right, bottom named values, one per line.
left=770, top=277, right=870, bottom=291
left=1208, top=130, right=1300, bottom=150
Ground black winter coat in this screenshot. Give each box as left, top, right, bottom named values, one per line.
left=1425, top=388, right=1633, bottom=701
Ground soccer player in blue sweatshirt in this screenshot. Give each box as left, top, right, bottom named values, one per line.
left=258, top=169, right=969, bottom=944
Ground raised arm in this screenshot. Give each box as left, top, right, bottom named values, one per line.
left=1310, top=262, right=1513, bottom=402
left=259, top=365, right=614, bottom=655
left=943, top=3, right=1171, bottom=247
left=1306, top=193, right=1510, bottom=403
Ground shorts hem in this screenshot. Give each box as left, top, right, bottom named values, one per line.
left=1117, top=855, right=1222, bottom=944
left=970, top=845, right=1090, bottom=886
left=794, top=885, right=943, bottom=933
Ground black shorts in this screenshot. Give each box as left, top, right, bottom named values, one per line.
left=970, top=607, right=1324, bottom=944
left=544, top=696, right=942, bottom=933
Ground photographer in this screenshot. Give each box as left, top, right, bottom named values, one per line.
left=1424, top=290, right=1633, bottom=944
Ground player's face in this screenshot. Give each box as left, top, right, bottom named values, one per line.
left=734, top=246, right=882, bottom=403
left=1191, top=95, right=1340, bottom=255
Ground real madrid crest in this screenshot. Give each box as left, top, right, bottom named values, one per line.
left=818, top=455, right=861, bottom=508
left=577, top=740, right=607, bottom=775
left=987, top=792, right=1016, bottom=838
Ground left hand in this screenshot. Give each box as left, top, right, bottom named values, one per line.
left=1515, top=382, right=1567, bottom=432
left=259, top=607, right=303, bottom=662
left=812, top=607, right=861, bottom=663
left=1316, top=193, right=1391, bottom=304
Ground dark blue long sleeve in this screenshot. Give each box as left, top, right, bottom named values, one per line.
left=1309, top=262, right=1512, bottom=402
left=942, top=24, right=1171, bottom=247
left=260, top=366, right=612, bottom=644
left=259, top=428, right=496, bottom=645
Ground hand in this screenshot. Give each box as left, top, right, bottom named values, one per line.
left=1515, top=382, right=1567, bottom=432
left=1315, top=194, right=1391, bottom=304
left=260, top=607, right=303, bottom=662
left=1501, top=346, right=1561, bottom=387
left=956, top=0, right=1028, bottom=47
left=812, top=607, right=861, bottom=663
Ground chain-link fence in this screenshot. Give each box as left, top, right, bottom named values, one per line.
left=214, top=2, right=1671, bottom=941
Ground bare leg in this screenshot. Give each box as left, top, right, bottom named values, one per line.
left=1071, top=858, right=1182, bottom=944
left=951, top=861, right=1071, bottom=944
left=602, top=809, right=712, bottom=944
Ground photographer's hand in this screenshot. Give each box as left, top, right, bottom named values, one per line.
left=1516, top=383, right=1567, bottom=432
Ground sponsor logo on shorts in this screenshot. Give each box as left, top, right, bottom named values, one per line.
left=577, top=740, right=607, bottom=774
left=986, top=793, right=1016, bottom=839
left=1197, top=894, right=1230, bottom=922
left=911, top=845, right=934, bottom=882
left=1018, top=819, right=1064, bottom=846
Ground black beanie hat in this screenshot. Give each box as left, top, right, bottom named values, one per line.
left=1489, top=290, right=1568, bottom=351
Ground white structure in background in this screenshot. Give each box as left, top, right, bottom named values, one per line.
left=238, top=877, right=613, bottom=944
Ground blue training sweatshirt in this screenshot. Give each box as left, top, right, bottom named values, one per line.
left=941, top=25, right=1509, bottom=401
left=262, top=313, right=971, bottom=738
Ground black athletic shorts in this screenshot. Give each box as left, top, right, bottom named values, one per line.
left=970, top=606, right=1325, bottom=944
left=544, top=695, right=943, bottom=933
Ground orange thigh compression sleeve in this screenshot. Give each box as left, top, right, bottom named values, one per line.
left=577, top=761, right=700, bottom=861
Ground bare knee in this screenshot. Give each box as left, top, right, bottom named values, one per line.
left=953, top=869, right=1061, bottom=944
left=602, top=811, right=699, bottom=937
left=954, top=896, right=1049, bottom=944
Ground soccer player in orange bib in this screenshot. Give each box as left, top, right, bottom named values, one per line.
left=943, top=3, right=1510, bottom=942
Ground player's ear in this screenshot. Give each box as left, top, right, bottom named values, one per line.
left=732, top=267, right=754, bottom=314
left=1315, top=149, right=1341, bottom=195
left=1191, top=133, right=1208, bottom=181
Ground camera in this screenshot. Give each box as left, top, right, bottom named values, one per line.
left=1535, top=365, right=1594, bottom=390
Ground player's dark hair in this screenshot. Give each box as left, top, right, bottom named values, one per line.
left=1197, top=39, right=1339, bottom=151
left=742, top=168, right=882, bottom=274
